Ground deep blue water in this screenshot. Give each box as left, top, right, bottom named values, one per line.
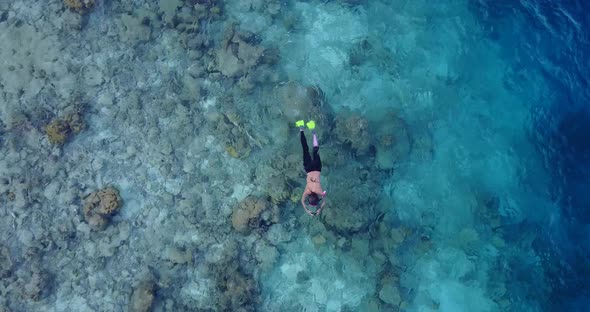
left=473, top=0, right=590, bottom=309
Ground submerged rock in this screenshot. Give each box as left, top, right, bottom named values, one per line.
left=379, top=284, right=401, bottom=306
left=64, top=0, right=94, bottom=13
left=129, top=280, right=156, bottom=312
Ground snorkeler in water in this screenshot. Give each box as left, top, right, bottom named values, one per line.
left=297, top=120, right=327, bottom=216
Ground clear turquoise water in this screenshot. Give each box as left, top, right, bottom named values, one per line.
left=0, top=0, right=588, bottom=311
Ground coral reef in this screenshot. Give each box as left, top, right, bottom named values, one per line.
left=0, top=1, right=556, bottom=311
left=45, top=119, right=69, bottom=145
left=213, top=263, right=259, bottom=311
left=410, top=126, right=434, bottom=162
left=374, top=114, right=411, bottom=170
left=17, top=262, right=47, bottom=302
left=163, top=246, right=192, bottom=265
left=199, top=241, right=261, bottom=311
left=45, top=112, right=85, bottom=146
left=21, top=271, right=44, bottom=301
left=254, top=154, right=300, bottom=204
left=264, top=224, right=294, bottom=246
left=340, top=0, right=368, bottom=6
left=231, top=195, right=278, bottom=234
left=215, top=26, right=265, bottom=78
left=334, top=109, right=372, bottom=155
left=349, top=38, right=372, bottom=67
left=253, top=241, right=279, bottom=271
left=224, top=110, right=261, bottom=146
left=379, top=285, right=402, bottom=306
left=64, top=112, right=85, bottom=134
left=129, top=279, right=156, bottom=312
left=208, top=107, right=261, bottom=159
left=64, top=0, right=94, bottom=13
left=348, top=37, right=396, bottom=74
left=0, top=246, right=11, bottom=278
left=158, top=0, right=182, bottom=26
left=266, top=176, right=290, bottom=204
left=0, top=15, right=75, bottom=107
left=321, top=167, right=381, bottom=235
left=359, top=296, right=385, bottom=312
left=379, top=281, right=402, bottom=307
left=278, top=82, right=329, bottom=123
left=118, top=10, right=154, bottom=45
left=82, top=187, right=123, bottom=231
left=219, top=267, right=258, bottom=311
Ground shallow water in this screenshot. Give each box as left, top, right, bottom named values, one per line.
left=0, top=0, right=588, bottom=311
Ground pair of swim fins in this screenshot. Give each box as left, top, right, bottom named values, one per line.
left=295, top=120, right=315, bottom=129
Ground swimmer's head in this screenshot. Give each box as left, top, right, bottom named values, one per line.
left=308, top=192, right=320, bottom=206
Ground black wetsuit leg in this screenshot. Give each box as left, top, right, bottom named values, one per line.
left=301, top=131, right=312, bottom=172
left=311, top=146, right=322, bottom=172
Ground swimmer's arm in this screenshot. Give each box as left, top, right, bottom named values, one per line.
left=316, top=195, right=326, bottom=215
left=301, top=190, right=313, bottom=216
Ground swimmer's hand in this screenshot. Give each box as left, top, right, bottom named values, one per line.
left=316, top=196, right=326, bottom=215
left=302, top=200, right=314, bottom=216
